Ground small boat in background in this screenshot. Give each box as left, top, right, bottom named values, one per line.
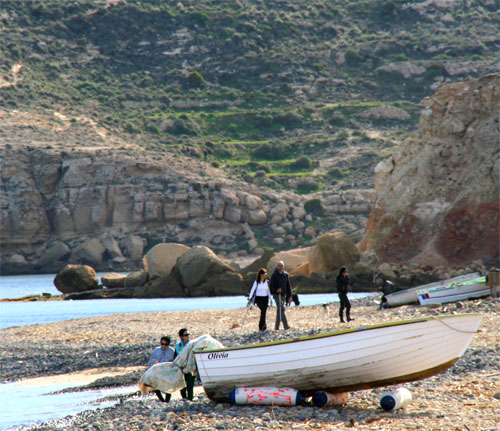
left=194, top=314, right=482, bottom=402
left=417, top=276, right=488, bottom=305
left=385, top=272, right=480, bottom=307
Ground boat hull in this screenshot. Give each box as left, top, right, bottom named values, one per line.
left=194, top=314, right=482, bottom=402
left=385, top=273, right=480, bottom=307
left=418, top=279, right=489, bottom=305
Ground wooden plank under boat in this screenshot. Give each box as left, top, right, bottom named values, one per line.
left=417, top=277, right=489, bottom=305
left=194, top=314, right=482, bottom=402
left=385, top=272, right=480, bottom=307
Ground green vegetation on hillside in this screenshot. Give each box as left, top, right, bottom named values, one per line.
left=1, top=0, right=498, bottom=195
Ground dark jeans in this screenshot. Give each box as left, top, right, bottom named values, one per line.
left=338, top=293, right=351, bottom=318
left=255, top=296, right=268, bottom=331
left=181, top=372, right=196, bottom=400
left=272, top=293, right=289, bottom=330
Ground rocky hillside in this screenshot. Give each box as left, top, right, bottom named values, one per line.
left=359, top=73, right=499, bottom=267
left=0, top=114, right=375, bottom=274
left=1, top=1, right=499, bottom=274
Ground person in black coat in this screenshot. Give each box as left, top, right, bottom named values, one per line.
left=269, top=260, right=292, bottom=330
left=336, top=267, right=354, bottom=323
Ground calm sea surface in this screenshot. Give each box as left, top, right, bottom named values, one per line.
left=0, top=274, right=375, bottom=329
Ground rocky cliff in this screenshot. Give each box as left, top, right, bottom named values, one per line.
left=0, top=109, right=375, bottom=274
left=359, top=73, right=499, bottom=267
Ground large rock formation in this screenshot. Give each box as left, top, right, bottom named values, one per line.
left=176, top=246, right=246, bottom=296
left=53, top=264, right=99, bottom=294
left=359, top=73, right=499, bottom=267
left=0, top=108, right=376, bottom=275
left=144, top=243, right=191, bottom=278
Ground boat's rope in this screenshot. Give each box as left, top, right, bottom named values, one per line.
left=430, top=316, right=479, bottom=334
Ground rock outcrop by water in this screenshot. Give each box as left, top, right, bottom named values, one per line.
left=359, top=73, right=500, bottom=267
left=53, top=264, right=99, bottom=294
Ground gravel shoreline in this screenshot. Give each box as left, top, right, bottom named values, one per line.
left=2, top=295, right=499, bottom=430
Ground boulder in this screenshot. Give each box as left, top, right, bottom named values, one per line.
left=54, top=264, right=99, bottom=294
left=39, top=241, right=71, bottom=268
left=267, top=247, right=312, bottom=274
left=145, top=243, right=191, bottom=278
left=304, top=226, right=316, bottom=237
left=191, top=271, right=246, bottom=297
left=240, top=248, right=275, bottom=276
left=71, top=239, right=106, bottom=266
left=245, top=194, right=262, bottom=210
left=377, top=263, right=397, bottom=280
left=1, top=254, right=33, bottom=275
left=101, top=236, right=124, bottom=259
left=224, top=205, right=241, bottom=223
left=290, top=261, right=310, bottom=276
left=176, top=246, right=236, bottom=294
left=101, top=272, right=127, bottom=288
left=244, top=208, right=267, bottom=225
left=292, top=206, right=306, bottom=220
left=308, top=232, right=360, bottom=274
left=121, top=235, right=144, bottom=261
left=291, top=272, right=331, bottom=294
left=133, top=275, right=186, bottom=298
left=352, top=261, right=376, bottom=289
left=125, top=271, right=149, bottom=288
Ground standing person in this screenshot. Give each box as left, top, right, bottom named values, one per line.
left=147, top=336, right=174, bottom=402
left=269, top=261, right=292, bottom=330
left=336, top=267, right=354, bottom=323
left=175, top=328, right=196, bottom=401
left=248, top=268, right=272, bottom=331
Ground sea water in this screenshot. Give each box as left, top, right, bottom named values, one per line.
left=0, top=380, right=138, bottom=430
left=0, top=274, right=375, bottom=329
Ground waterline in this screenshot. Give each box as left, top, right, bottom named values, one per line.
left=0, top=293, right=376, bottom=329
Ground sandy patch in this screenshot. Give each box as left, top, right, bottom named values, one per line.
left=15, top=366, right=144, bottom=387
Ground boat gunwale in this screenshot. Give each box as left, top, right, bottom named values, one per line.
left=193, top=313, right=481, bottom=354
left=385, top=273, right=481, bottom=298
left=416, top=278, right=486, bottom=295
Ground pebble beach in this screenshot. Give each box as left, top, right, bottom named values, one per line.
left=2, top=295, right=499, bottom=431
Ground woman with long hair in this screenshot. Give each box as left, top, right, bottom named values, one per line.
left=336, top=266, right=354, bottom=323
left=248, top=268, right=272, bottom=331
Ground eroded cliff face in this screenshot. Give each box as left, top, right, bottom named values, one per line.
left=0, top=142, right=272, bottom=273
left=359, top=73, right=500, bottom=266
left=0, top=110, right=375, bottom=274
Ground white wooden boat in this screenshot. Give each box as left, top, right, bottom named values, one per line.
left=385, top=272, right=480, bottom=307
left=194, top=314, right=482, bottom=402
left=417, top=277, right=488, bottom=305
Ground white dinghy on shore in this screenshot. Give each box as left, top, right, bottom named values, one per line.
left=194, top=314, right=482, bottom=402
left=417, top=276, right=489, bottom=306
left=384, top=272, right=481, bottom=307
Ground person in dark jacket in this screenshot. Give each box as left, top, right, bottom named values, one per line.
left=174, top=328, right=196, bottom=401
left=336, top=267, right=354, bottom=323
left=269, top=260, right=292, bottom=330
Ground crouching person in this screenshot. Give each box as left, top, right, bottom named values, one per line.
left=147, top=335, right=174, bottom=402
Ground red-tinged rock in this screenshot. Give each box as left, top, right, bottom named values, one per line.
left=359, top=73, right=500, bottom=266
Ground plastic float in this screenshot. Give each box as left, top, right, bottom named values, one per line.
left=312, top=391, right=349, bottom=408
left=230, top=387, right=302, bottom=406
left=379, top=387, right=413, bottom=411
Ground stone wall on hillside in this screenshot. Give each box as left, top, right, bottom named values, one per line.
left=358, top=73, right=500, bottom=267
left=0, top=143, right=375, bottom=274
